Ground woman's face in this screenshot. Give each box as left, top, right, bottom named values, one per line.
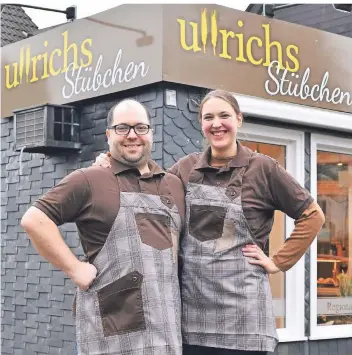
left=201, top=97, right=242, bottom=153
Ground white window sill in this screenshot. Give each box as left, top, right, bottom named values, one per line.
left=309, top=325, right=352, bottom=340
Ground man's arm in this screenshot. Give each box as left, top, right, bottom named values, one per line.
left=21, top=169, right=97, bottom=290
left=21, top=207, right=97, bottom=290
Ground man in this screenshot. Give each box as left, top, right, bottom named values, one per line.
left=21, top=99, right=185, bottom=355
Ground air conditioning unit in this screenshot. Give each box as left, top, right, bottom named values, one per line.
left=13, top=104, right=81, bottom=154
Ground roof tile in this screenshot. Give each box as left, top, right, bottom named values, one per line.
left=1, top=5, right=38, bottom=47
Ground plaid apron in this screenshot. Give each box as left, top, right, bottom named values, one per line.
left=75, top=189, right=182, bottom=355
left=180, top=164, right=279, bottom=352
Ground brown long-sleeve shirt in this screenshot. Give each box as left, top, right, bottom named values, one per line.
left=168, top=141, right=325, bottom=272
left=273, top=201, right=324, bottom=271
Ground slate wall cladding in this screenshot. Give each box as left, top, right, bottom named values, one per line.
left=247, top=4, right=352, bottom=38
left=162, top=84, right=205, bottom=169
left=273, top=4, right=352, bottom=38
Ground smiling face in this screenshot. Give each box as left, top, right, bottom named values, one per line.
left=106, top=100, right=152, bottom=168
left=200, top=94, right=242, bottom=156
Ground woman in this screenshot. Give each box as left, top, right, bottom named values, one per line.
left=93, top=90, right=325, bottom=355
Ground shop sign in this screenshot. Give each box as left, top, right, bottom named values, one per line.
left=2, top=4, right=352, bottom=118
left=163, top=5, right=352, bottom=114
left=1, top=5, right=163, bottom=119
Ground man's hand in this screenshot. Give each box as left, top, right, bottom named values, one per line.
left=21, top=207, right=98, bottom=291
left=242, top=244, right=281, bottom=274
left=93, top=152, right=111, bottom=168
left=68, top=261, right=98, bottom=291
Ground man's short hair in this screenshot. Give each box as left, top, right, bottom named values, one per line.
left=106, top=99, right=151, bottom=127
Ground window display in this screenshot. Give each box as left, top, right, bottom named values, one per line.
left=316, top=151, right=352, bottom=326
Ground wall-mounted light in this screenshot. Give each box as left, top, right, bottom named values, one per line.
left=1, top=3, right=77, bottom=21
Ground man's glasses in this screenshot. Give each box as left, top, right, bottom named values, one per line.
left=109, top=123, right=151, bottom=136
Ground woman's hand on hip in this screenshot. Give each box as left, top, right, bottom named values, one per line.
left=242, top=244, right=281, bottom=274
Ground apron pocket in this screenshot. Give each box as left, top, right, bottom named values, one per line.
left=135, top=212, right=172, bottom=250
left=189, top=204, right=226, bottom=242
left=98, top=271, right=145, bottom=337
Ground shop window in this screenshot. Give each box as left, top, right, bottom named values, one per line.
left=310, top=134, right=352, bottom=340
left=316, top=151, right=352, bottom=326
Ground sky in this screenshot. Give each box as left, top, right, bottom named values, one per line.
left=2, top=0, right=251, bottom=29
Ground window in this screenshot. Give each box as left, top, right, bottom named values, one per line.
left=310, top=134, right=352, bottom=340
left=53, top=106, right=80, bottom=142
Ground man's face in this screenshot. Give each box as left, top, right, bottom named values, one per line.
left=106, top=103, right=153, bottom=167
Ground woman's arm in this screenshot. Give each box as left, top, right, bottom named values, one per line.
left=243, top=158, right=325, bottom=273
left=271, top=201, right=325, bottom=271
left=268, top=160, right=325, bottom=271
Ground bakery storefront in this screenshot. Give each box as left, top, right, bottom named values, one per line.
left=1, top=4, right=351, bottom=354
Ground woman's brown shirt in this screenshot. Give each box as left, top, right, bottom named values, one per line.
left=168, top=141, right=325, bottom=271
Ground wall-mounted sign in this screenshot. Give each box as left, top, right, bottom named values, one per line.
left=1, top=5, right=163, bottom=118
left=2, top=4, right=352, bottom=119
left=163, top=5, right=352, bottom=114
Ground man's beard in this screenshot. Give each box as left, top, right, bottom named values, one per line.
left=113, top=141, right=151, bottom=167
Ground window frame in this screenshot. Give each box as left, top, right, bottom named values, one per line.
left=309, top=133, right=352, bottom=340
left=238, top=123, right=307, bottom=342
